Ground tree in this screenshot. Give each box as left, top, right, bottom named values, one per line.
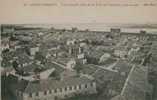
left=50, top=71, right=61, bottom=80
left=12, top=61, right=18, bottom=70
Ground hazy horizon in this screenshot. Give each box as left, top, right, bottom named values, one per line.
left=3, top=23, right=157, bottom=33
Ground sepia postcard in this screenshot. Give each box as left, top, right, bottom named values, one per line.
left=0, top=0, right=157, bottom=100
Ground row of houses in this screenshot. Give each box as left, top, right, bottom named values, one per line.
left=8, top=75, right=97, bottom=100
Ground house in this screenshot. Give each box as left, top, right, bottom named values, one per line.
left=38, top=32, right=44, bottom=36
left=76, top=58, right=87, bottom=65
left=112, top=60, right=132, bottom=76
left=99, top=53, right=111, bottom=63
left=111, top=28, right=121, bottom=34
left=77, top=53, right=85, bottom=59
left=128, top=47, right=140, bottom=56
left=1, top=38, right=10, bottom=51
left=87, top=50, right=105, bottom=64
left=1, top=25, right=15, bottom=33
left=1, top=67, right=14, bottom=76
left=110, top=28, right=121, bottom=37
left=9, top=40, right=20, bottom=49
left=79, top=42, right=87, bottom=47
left=60, top=70, right=78, bottom=79
left=66, top=59, right=76, bottom=70
left=30, top=47, right=39, bottom=56
left=71, top=27, right=78, bottom=32
left=54, top=57, right=77, bottom=70
left=67, top=39, right=76, bottom=45
left=10, top=49, right=33, bottom=67
left=8, top=75, right=97, bottom=100
left=18, top=35, right=32, bottom=42
left=1, top=43, right=9, bottom=51
left=10, top=67, right=55, bottom=82
left=114, top=46, right=128, bottom=59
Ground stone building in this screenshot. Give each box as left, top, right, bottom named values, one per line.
left=30, top=47, right=39, bottom=56
left=9, top=75, right=97, bottom=100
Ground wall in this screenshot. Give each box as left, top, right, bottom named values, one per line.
left=23, top=82, right=97, bottom=100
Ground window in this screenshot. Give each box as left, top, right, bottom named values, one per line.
left=21, top=92, right=23, bottom=97
left=74, top=85, right=77, bottom=90
left=49, top=90, right=52, bottom=94
left=29, top=93, right=32, bottom=98
left=90, top=83, right=94, bottom=87
left=60, top=88, right=62, bottom=92
left=18, top=91, right=23, bottom=96
left=64, top=95, right=68, bottom=98
left=85, top=84, right=88, bottom=88
left=54, top=96, right=58, bottom=100
left=35, top=92, right=39, bottom=96
left=54, top=89, right=57, bottom=93
left=79, top=85, right=81, bottom=89
left=69, top=86, right=72, bottom=90
left=65, top=87, right=67, bottom=91
left=44, top=91, right=47, bottom=95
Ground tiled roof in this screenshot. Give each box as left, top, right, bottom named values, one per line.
left=107, top=74, right=126, bottom=94
left=55, top=57, right=72, bottom=65
left=88, top=50, right=104, bottom=59
left=92, top=69, right=116, bottom=81
left=112, top=60, right=132, bottom=74
left=16, top=53, right=32, bottom=65
left=99, top=57, right=117, bottom=66
left=45, top=62, right=64, bottom=73
left=77, top=64, right=99, bottom=75
left=19, top=61, right=64, bottom=74
left=19, top=63, right=41, bottom=73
